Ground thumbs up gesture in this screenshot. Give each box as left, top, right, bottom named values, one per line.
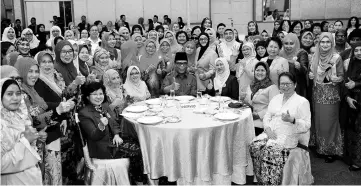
left=281, top=110, right=294, bottom=123
left=345, top=78, right=355, bottom=89
left=172, top=77, right=180, bottom=91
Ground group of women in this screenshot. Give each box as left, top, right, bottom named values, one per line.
left=1, top=15, right=361, bottom=185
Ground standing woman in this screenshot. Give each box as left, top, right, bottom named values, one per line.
left=201, top=17, right=212, bottom=32
left=280, top=33, right=309, bottom=98
left=103, top=69, right=126, bottom=113
left=138, top=39, right=162, bottom=97
left=46, top=26, right=62, bottom=47
left=184, top=41, right=197, bottom=74
left=2, top=27, right=16, bottom=44
left=89, top=48, right=112, bottom=81
left=119, top=26, right=130, bottom=41
left=131, top=24, right=144, bottom=36
left=101, top=32, right=121, bottom=69
left=68, top=22, right=80, bottom=40
left=164, top=30, right=182, bottom=54
left=178, top=17, right=185, bottom=29
left=195, top=33, right=217, bottom=94
left=175, top=31, right=189, bottom=51
left=343, top=43, right=361, bottom=171
left=64, top=30, right=75, bottom=41
left=205, top=28, right=223, bottom=57
left=120, top=40, right=138, bottom=76
left=280, top=20, right=291, bottom=33
left=1, top=78, right=42, bottom=185
left=14, top=37, right=32, bottom=58
left=255, top=40, right=268, bottom=61
left=347, top=17, right=360, bottom=37
left=290, top=21, right=303, bottom=37
left=158, top=38, right=174, bottom=74
left=21, top=28, right=40, bottom=56
left=235, top=42, right=258, bottom=92
left=272, top=20, right=282, bottom=37
left=261, top=30, right=269, bottom=41
left=300, top=31, right=314, bottom=54
left=37, top=24, right=48, bottom=47
left=132, top=33, right=145, bottom=57
left=334, top=29, right=349, bottom=54
left=320, top=21, right=329, bottom=32
left=247, top=21, right=260, bottom=37
left=261, top=37, right=289, bottom=85
left=309, top=32, right=344, bottom=163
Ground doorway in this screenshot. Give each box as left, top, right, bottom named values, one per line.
left=24, top=0, right=73, bottom=32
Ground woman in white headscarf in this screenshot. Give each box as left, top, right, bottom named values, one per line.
left=2, top=27, right=16, bottom=44
left=103, top=69, right=126, bottom=113
left=118, top=26, right=130, bottom=41
left=46, top=26, right=62, bottom=47
left=214, top=57, right=239, bottom=100
left=219, top=28, right=241, bottom=62
left=21, top=28, right=40, bottom=56
left=123, top=66, right=150, bottom=102
left=236, top=42, right=259, bottom=91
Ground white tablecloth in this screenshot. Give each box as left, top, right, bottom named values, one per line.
left=123, top=99, right=255, bottom=185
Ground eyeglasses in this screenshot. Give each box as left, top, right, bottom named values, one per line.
left=336, top=35, right=345, bottom=38
left=61, top=50, right=73, bottom=55
left=175, top=62, right=187, bottom=66
left=10, top=76, right=23, bottom=83
left=199, top=38, right=208, bottom=42
left=130, top=72, right=140, bottom=76
left=279, top=83, right=293, bottom=87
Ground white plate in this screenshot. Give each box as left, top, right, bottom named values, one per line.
left=214, top=112, right=239, bottom=121
left=122, top=113, right=141, bottom=119
left=210, top=96, right=231, bottom=102
left=145, top=99, right=161, bottom=105
left=174, top=96, right=195, bottom=102
left=126, top=105, right=148, bottom=113
left=137, top=116, right=163, bottom=125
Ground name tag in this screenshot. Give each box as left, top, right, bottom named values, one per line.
left=180, top=103, right=197, bottom=109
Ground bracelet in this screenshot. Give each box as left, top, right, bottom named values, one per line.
left=98, top=123, right=105, bottom=131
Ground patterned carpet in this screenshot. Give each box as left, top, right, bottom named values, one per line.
left=310, top=152, right=361, bottom=185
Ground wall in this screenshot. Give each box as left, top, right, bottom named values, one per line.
left=73, top=0, right=209, bottom=27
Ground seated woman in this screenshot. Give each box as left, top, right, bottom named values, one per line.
left=243, top=62, right=279, bottom=135
left=250, top=72, right=312, bottom=185
left=89, top=47, right=112, bottom=81
left=213, top=57, right=239, bottom=100
left=1, top=78, right=42, bottom=185
left=103, top=69, right=126, bottom=114
left=78, top=81, right=144, bottom=185
left=123, top=66, right=151, bottom=102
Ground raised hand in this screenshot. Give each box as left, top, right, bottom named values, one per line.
left=173, top=77, right=180, bottom=91
left=345, top=78, right=356, bottom=89
left=281, top=110, right=294, bottom=123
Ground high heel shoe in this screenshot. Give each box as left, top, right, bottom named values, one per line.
left=349, top=165, right=361, bottom=171
left=324, top=156, right=336, bottom=163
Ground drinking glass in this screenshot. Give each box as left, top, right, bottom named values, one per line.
left=197, top=91, right=202, bottom=99
left=170, top=90, right=175, bottom=100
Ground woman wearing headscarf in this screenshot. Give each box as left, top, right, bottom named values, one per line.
left=1, top=78, right=42, bottom=185
left=0, top=65, right=19, bottom=78
left=14, top=58, right=76, bottom=184
left=342, top=43, right=361, bottom=171
left=64, top=30, right=75, bottom=41
left=220, top=28, right=241, bottom=72
left=300, top=31, right=314, bottom=54
left=205, top=28, right=223, bottom=57
left=132, top=33, right=145, bottom=57
left=236, top=42, right=259, bottom=92
left=309, top=32, right=344, bottom=163
left=101, top=32, right=121, bottom=69
left=36, top=24, right=48, bottom=47
left=213, top=57, right=239, bottom=100
left=1, top=41, right=15, bottom=65
left=261, top=30, right=269, bottom=41
left=14, top=37, right=32, bottom=58
left=243, top=62, right=279, bottom=135
left=103, top=69, right=126, bottom=114
left=2, top=27, right=16, bottom=43
left=119, top=26, right=130, bottom=41
left=164, top=30, right=182, bottom=54
left=77, top=44, right=91, bottom=76
left=195, top=32, right=217, bottom=94
left=280, top=33, right=309, bottom=98
left=123, top=66, right=151, bottom=101
left=21, top=28, right=40, bottom=56
left=89, top=47, right=112, bottom=81
left=334, top=29, right=350, bottom=54
left=68, top=22, right=80, bottom=40
left=255, top=40, right=268, bottom=61
left=184, top=40, right=197, bottom=74
left=121, top=40, right=138, bottom=80
left=46, top=26, right=62, bottom=47
left=158, top=38, right=174, bottom=75
left=131, top=24, right=144, bottom=36
left=6, top=52, right=19, bottom=66
left=52, top=36, right=64, bottom=52
left=249, top=35, right=263, bottom=46
left=261, top=37, right=289, bottom=86
left=272, top=20, right=282, bottom=37
left=54, top=40, right=85, bottom=88
left=138, top=39, right=162, bottom=97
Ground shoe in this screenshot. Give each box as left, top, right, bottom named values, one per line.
left=324, top=156, right=336, bottom=163
left=349, top=165, right=361, bottom=171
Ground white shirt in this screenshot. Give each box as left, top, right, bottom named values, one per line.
left=87, top=37, right=101, bottom=56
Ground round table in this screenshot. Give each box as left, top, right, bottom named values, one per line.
left=122, top=97, right=255, bottom=185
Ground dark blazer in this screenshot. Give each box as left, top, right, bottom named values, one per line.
left=78, top=103, right=121, bottom=159
left=220, top=75, right=239, bottom=100
left=34, top=79, right=62, bottom=110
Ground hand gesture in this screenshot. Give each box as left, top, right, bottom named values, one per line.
left=330, top=75, right=340, bottom=83
left=87, top=71, right=97, bottom=82
left=112, top=134, right=123, bottom=147
left=199, top=73, right=206, bottom=80
left=345, top=78, right=356, bottom=89
left=57, top=98, right=75, bottom=114
left=74, top=75, right=86, bottom=86
left=156, top=68, right=162, bottom=75
left=173, top=77, right=180, bottom=91
left=294, top=61, right=301, bottom=70
left=37, top=127, right=48, bottom=142
left=347, top=97, right=357, bottom=109
left=281, top=110, right=294, bottom=123
left=23, top=125, right=39, bottom=143
left=265, top=127, right=277, bottom=140
left=231, top=45, right=240, bottom=56
left=146, top=64, right=156, bottom=73
left=207, top=80, right=213, bottom=90
left=309, top=72, right=314, bottom=80
left=100, top=116, right=108, bottom=126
